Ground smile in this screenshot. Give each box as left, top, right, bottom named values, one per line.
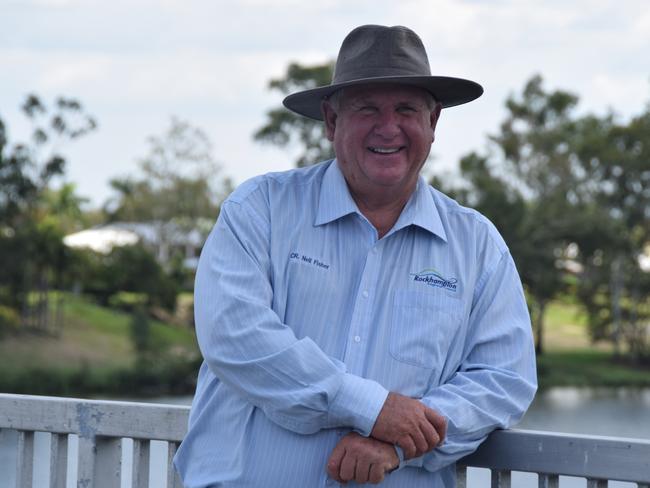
left=368, top=146, right=404, bottom=154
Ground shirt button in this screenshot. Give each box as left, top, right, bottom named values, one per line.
left=354, top=335, right=361, bottom=343
left=362, top=290, right=369, bottom=298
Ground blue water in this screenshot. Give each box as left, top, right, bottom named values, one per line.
left=1, top=387, right=649, bottom=487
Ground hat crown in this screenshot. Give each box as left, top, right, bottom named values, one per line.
left=281, top=24, right=483, bottom=120
left=333, top=25, right=432, bottom=83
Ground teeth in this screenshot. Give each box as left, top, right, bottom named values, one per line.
left=370, top=147, right=401, bottom=154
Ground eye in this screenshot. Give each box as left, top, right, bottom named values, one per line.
left=397, top=105, right=417, bottom=114
left=358, top=105, right=378, bottom=114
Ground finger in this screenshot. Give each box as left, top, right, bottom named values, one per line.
left=410, top=427, right=429, bottom=455
left=327, top=444, right=346, bottom=481
left=424, top=408, right=447, bottom=445
left=355, top=458, right=371, bottom=484
left=368, top=464, right=385, bottom=484
left=419, top=418, right=440, bottom=451
left=339, top=452, right=356, bottom=482
left=399, top=436, right=417, bottom=459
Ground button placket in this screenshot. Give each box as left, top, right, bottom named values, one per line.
left=342, top=244, right=382, bottom=374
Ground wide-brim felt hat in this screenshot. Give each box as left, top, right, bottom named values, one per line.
left=283, top=25, right=484, bottom=121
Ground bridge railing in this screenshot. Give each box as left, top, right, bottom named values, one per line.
left=1, top=393, right=649, bottom=488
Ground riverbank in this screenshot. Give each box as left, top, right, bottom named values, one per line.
left=1, top=295, right=649, bottom=396
left=537, top=350, right=650, bottom=389
left=0, top=294, right=200, bottom=397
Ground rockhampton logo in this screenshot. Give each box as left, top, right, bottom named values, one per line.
left=410, top=268, right=458, bottom=291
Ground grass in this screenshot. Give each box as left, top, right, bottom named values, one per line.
left=0, top=293, right=200, bottom=396
left=0, top=294, right=197, bottom=371
left=536, top=298, right=650, bottom=388
left=537, top=350, right=650, bottom=389
left=1, top=293, right=647, bottom=393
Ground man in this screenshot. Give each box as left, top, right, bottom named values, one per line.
left=174, top=25, right=537, bottom=487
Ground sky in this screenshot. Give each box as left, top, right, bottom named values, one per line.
left=1, top=0, right=649, bottom=208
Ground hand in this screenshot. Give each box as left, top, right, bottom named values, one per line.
left=370, top=392, right=446, bottom=459
left=327, top=432, right=399, bottom=485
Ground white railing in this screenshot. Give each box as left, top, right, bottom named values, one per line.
left=1, top=393, right=649, bottom=488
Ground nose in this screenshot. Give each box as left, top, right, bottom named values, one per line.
left=373, top=110, right=401, bottom=139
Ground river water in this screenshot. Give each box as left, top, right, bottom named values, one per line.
left=1, top=387, right=649, bottom=487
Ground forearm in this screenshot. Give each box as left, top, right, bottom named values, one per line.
left=396, top=252, right=537, bottom=471
left=195, top=202, right=388, bottom=434
left=397, top=365, right=537, bottom=471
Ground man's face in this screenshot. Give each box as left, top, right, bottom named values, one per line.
left=322, top=83, right=441, bottom=200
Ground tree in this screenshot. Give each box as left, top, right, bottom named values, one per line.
left=0, top=94, right=96, bottom=332
left=254, top=62, right=335, bottom=167
left=570, top=108, right=650, bottom=360
left=449, top=76, right=584, bottom=354
left=448, top=75, right=650, bottom=360
left=77, top=243, right=178, bottom=311
left=106, top=116, right=231, bottom=223
left=104, top=117, right=232, bottom=280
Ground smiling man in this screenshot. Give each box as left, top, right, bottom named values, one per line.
left=174, top=25, right=537, bottom=487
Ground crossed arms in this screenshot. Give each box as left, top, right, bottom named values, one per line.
left=194, top=199, right=536, bottom=485
left=327, top=392, right=447, bottom=484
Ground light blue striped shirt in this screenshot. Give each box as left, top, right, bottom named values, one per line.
left=174, top=160, right=537, bottom=487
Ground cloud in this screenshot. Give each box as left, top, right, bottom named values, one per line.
left=2, top=0, right=650, bottom=207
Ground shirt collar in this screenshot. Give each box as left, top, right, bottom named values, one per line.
left=390, top=177, right=447, bottom=242
left=314, top=160, right=360, bottom=226
left=315, top=159, right=447, bottom=242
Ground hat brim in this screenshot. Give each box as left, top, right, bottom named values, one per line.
left=282, top=75, right=483, bottom=121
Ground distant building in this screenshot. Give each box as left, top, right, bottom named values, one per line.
left=63, top=221, right=208, bottom=269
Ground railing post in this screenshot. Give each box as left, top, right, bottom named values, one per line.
left=167, top=442, right=183, bottom=488
left=95, top=437, right=122, bottom=488
left=132, top=439, right=150, bottom=488
left=16, top=430, right=35, bottom=487
left=491, top=469, right=511, bottom=488
left=77, top=435, right=97, bottom=488
left=587, top=479, right=607, bottom=488
left=538, top=473, right=559, bottom=488
left=456, top=464, right=468, bottom=488
left=50, top=433, right=68, bottom=488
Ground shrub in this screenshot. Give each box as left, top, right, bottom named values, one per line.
left=0, top=305, right=20, bottom=338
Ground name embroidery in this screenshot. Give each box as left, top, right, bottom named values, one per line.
left=289, top=252, right=330, bottom=270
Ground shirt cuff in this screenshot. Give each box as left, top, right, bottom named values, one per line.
left=394, top=446, right=424, bottom=470
left=328, top=373, right=389, bottom=436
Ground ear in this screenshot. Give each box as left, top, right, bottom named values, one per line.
left=430, top=102, right=442, bottom=142
left=321, top=100, right=337, bottom=141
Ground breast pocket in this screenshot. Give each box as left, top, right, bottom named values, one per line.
left=390, top=289, right=463, bottom=369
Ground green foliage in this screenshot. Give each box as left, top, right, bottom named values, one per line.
left=0, top=293, right=200, bottom=396
left=0, top=305, right=20, bottom=338
left=537, top=350, right=650, bottom=389
left=108, top=291, right=148, bottom=312
left=0, top=95, right=95, bottom=331
left=105, top=117, right=231, bottom=223
left=130, top=307, right=152, bottom=364
left=447, top=74, right=650, bottom=359
left=254, top=61, right=336, bottom=167
left=76, top=244, right=179, bottom=311
left=0, top=358, right=201, bottom=397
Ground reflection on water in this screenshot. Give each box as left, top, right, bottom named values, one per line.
left=518, top=387, right=650, bottom=440
left=0, top=387, right=648, bottom=487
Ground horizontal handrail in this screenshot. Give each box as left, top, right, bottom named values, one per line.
left=1, top=393, right=650, bottom=486
left=461, top=428, right=650, bottom=484
left=0, top=393, right=187, bottom=441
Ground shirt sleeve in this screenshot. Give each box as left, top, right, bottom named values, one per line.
left=396, top=250, right=537, bottom=472
left=193, top=197, right=388, bottom=436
